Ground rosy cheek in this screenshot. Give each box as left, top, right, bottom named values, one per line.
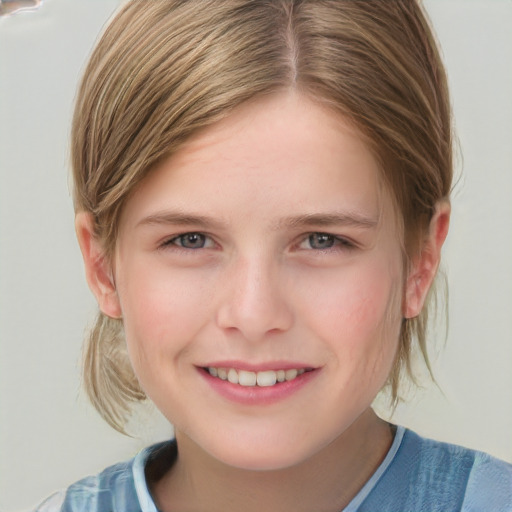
left=316, top=268, right=392, bottom=322
left=121, top=265, right=212, bottom=352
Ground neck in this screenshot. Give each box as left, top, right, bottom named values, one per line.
left=150, top=409, right=393, bottom=512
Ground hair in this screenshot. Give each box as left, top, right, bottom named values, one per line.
left=72, top=0, right=452, bottom=433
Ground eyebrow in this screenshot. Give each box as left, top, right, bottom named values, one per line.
left=137, top=210, right=378, bottom=230
left=136, top=211, right=225, bottom=230
left=275, top=212, right=379, bottom=230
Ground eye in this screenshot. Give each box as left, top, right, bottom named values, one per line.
left=307, top=233, right=336, bottom=249
left=298, top=232, right=353, bottom=251
left=165, top=232, right=213, bottom=249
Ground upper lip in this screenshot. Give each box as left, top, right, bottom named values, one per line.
left=200, top=360, right=316, bottom=372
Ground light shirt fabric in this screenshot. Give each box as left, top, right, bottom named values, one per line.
left=34, top=426, right=512, bottom=512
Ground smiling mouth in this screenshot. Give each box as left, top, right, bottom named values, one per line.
left=204, top=367, right=313, bottom=387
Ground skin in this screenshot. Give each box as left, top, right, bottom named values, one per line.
left=77, top=91, right=450, bottom=511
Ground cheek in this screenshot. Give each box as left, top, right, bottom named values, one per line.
left=116, top=262, right=214, bottom=369
left=313, top=268, right=403, bottom=415
left=309, top=266, right=399, bottom=330
left=298, top=260, right=403, bottom=367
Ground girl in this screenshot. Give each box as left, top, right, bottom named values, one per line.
left=37, top=0, right=512, bottom=510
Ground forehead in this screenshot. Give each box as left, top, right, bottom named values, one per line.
left=120, top=91, right=395, bottom=233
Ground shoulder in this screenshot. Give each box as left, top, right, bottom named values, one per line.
left=33, top=490, right=66, bottom=512
left=359, top=427, right=512, bottom=512
left=64, top=458, right=138, bottom=512
left=402, top=429, right=512, bottom=511
left=32, top=440, right=175, bottom=512
left=461, top=449, right=512, bottom=511
left=32, top=459, right=137, bottom=512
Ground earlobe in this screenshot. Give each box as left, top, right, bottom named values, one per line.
left=404, top=201, right=450, bottom=319
left=75, top=212, right=122, bottom=319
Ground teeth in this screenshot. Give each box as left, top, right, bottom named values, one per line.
left=239, top=370, right=257, bottom=387
left=285, top=369, right=298, bottom=380
left=257, top=371, right=277, bottom=387
left=227, top=368, right=239, bottom=384
left=207, top=367, right=308, bottom=387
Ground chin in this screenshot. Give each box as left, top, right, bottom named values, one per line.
left=214, top=447, right=307, bottom=471
left=199, top=429, right=329, bottom=472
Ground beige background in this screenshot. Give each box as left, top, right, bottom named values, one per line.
left=1, top=1, right=511, bottom=510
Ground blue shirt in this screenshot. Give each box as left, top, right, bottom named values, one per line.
left=35, top=426, right=512, bottom=511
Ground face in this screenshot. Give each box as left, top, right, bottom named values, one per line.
left=113, top=92, right=404, bottom=470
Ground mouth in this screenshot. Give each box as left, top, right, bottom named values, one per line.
left=203, top=366, right=313, bottom=387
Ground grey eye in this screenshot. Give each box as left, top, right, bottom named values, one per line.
left=177, top=233, right=207, bottom=249
left=308, top=233, right=335, bottom=249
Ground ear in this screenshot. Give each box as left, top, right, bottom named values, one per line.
left=75, top=212, right=122, bottom=319
left=404, top=201, right=450, bottom=319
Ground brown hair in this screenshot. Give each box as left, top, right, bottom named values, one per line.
left=72, top=0, right=452, bottom=432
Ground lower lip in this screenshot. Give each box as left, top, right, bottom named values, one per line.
left=198, top=368, right=319, bottom=405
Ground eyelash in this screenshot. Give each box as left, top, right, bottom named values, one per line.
left=160, top=231, right=355, bottom=253
left=160, top=232, right=214, bottom=251
left=296, top=233, right=355, bottom=252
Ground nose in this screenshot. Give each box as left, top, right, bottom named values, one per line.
left=216, top=255, right=294, bottom=342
